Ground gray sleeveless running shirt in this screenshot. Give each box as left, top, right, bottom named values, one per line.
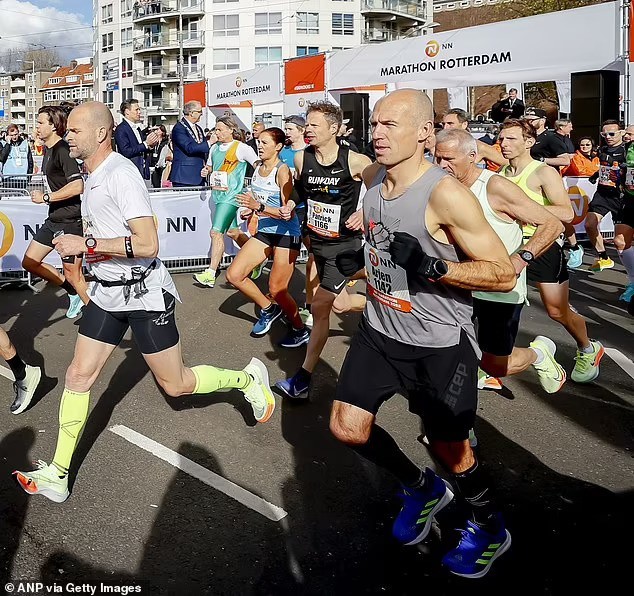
left=363, top=165, right=478, bottom=352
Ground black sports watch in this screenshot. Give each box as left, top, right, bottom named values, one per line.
left=43, top=192, right=51, bottom=204
left=429, top=258, right=448, bottom=281
left=257, top=203, right=266, bottom=213
left=518, top=250, right=534, bottom=264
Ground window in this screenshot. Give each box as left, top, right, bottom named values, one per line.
left=102, top=3, right=113, bottom=24
left=102, top=32, right=114, bottom=52
left=213, top=15, right=239, bottom=36
left=84, top=73, right=94, bottom=82
left=255, top=12, right=282, bottom=35
left=121, top=27, right=133, bottom=47
left=121, top=0, right=133, bottom=18
left=213, top=48, right=239, bottom=70
left=103, top=90, right=114, bottom=108
left=122, top=57, right=133, bottom=78
left=0, top=77, right=8, bottom=85
left=101, top=62, right=109, bottom=81
left=255, top=47, right=282, bottom=67
left=332, top=13, right=354, bottom=35
left=0, top=89, right=8, bottom=97
left=27, top=98, right=36, bottom=108
left=48, top=77, right=62, bottom=85
left=66, top=76, right=78, bottom=84
left=181, top=0, right=201, bottom=6
left=122, top=88, right=134, bottom=101
left=296, top=12, right=319, bottom=34
left=183, top=54, right=199, bottom=75
left=213, top=0, right=238, bottom=3
left=28, top=86, right=36, bottom=94
left=183, top=17, right=201, bottom=41
left=297, top=46, right=319, bottom=57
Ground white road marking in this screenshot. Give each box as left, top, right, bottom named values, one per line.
left=604, top=347, right=634, bottom=380
left=109, top=424, right=288, bottom=522
left=0, top=364, right=15, bottom=381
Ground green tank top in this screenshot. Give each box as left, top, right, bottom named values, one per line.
left=624, top=142, right=634, bottom=197
left=500, top=160, right=548, bottom=238
left=210, top=141, right=248, bottom=205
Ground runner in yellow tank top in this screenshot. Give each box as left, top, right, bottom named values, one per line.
left=498, top=119, right=604, bottom=383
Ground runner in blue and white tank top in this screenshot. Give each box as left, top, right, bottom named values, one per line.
left=226, top=127, right=310, bottom=348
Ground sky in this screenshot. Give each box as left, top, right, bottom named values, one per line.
left=0, top=0, right=93, bottom=62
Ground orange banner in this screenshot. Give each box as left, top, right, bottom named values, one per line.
left=184, top=81, right=206, bottom=107
left=284, top=54, right=326, bottom=95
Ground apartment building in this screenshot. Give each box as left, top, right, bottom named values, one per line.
left=41, top=60, right=95, bottom=108
left=94, top=0, right=432, bottom=127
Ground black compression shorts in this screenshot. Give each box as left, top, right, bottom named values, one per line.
left=310, top=236, right=362, bottom=294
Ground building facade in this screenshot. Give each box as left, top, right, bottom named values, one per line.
left=93, top=0, right=432, bottom=127
left=0, top=69, right=55, bottom=136
left=41, top=60, right=95, bottom=109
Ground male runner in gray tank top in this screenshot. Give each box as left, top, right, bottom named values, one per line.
left=332, top=89, right=516, bottom=579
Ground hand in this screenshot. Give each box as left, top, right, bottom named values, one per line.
left=52, top=234, right=86, bottom=258
left=30, top=190, right=44, bottom=204
left=336, top=248, right=365, bottom=277
left=588, top=171, right=599, bottom=184
left=146, top=131, right=160, bottom=147
left=239, top=208, right=253, bottom=221
left=389, top=231, right=444, bottom=280
left=201, top=165, right=211, bottom=178
left=237, top=191, right=259, bottom=211
left=345, top=208, right=364, bottom=231
left=510, top=253, right=527, bottom=277
left=279, top=204, right=293, bottom=221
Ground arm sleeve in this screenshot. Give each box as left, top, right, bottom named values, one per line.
left=115, top=126, right=149, bottom=159
left=237, top=142, right=259, bottom=166
left=111, top=168, right=154, bottom=222
left=59, top=145, right=83, bottom=182
left=173, top=125, right=211, bottom=158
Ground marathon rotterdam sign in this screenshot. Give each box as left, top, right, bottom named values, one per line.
left=208, top=65, right=281, bottom=106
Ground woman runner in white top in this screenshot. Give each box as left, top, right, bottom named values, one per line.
left=226, top=128, right=310, bottom=348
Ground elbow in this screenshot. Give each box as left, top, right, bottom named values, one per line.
left=561, top=207, right=574, bottom=224
left=497, top=263, right=517, bottom=292
left=148, top=239, right=159, bottom=258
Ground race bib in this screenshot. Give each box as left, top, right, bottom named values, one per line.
left=626, top=166, right=634, bottom=191
left=15, top=156, right=23, bottom=167
left=598, top=164, right=617, bottom=187
left=307, top=199, right=341, bottom=238
left=364, top=245, right=411, bottom=313
left=211, top=170, right=229, bottom=191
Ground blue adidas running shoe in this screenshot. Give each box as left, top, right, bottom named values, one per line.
left=442, top=515, right=512, bottom=579
left=392, top=467, right=454, bottom=545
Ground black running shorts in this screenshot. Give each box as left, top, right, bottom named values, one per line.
left=527, top=242, right=569, bottom=284
left=473, top=298, right=524, bottom=357
left=33, top=217, right=83, bottom=263
left=588, top=188, right=623, bottom=219
left=253, top=231, right=301, bottom=251
left=616, top=196, right=634, bottom=229
left=79, top=290, right=180, bottom=354
left=310, top=236, right=362, bottom=294
left=335, top=317, right=478, bottom=442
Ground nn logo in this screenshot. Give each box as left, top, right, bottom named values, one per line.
left=425, top=40, right=453, bottom=58
left=0, top=211, right=15, bottom=257
left=167, top=217, right=196, bottom=233
left=567, top=185, right=590, bottom=225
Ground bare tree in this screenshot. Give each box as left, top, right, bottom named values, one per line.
left=0, top=47, right=61, bottom=73
left=501, top=0, right=610, bottom=18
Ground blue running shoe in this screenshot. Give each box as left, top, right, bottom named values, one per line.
left=567, top=245, right=584, bottom=270
left=279, top=326, right=310, bottom=348
left=442, top=516, right=512, bottom=579
left=619, top=282, right=634, bottom=302
left=66, top=294, right=83, bottom=319
left=392, top=468, right=454, bottom=546
left=252, top=304, right=283, bottom=336
left=275, top=372, right=310, bottom=400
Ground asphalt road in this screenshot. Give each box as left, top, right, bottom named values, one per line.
left=0, top=255, right=632, bottom=595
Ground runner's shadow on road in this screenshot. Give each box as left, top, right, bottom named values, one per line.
left=166, top=388, right=254, bottom=427
left=0, top=428, right=35, bottom=587
left=40, top=441, right=295, bottom=594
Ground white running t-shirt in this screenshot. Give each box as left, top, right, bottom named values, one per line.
left=82, top=152, right=179, bottom=312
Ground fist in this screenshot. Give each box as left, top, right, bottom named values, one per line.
left=335, top=248, right=364, bottom=277
left=388, top=231, right=424, bottom=272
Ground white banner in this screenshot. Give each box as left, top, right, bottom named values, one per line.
left=564, top=177, right=614, bottom=236
left=556, top=80, right=572, bottom=114
left=328, top=2, right=621, bottom=90
left=208, top=65, right=282, bottom=106
left=447, top=87, right=468, bottom=111
left=283, top=91, right=326, bottom=118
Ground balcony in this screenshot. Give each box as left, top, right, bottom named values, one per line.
left=133, top=31, right=205, bottom=54
left=11, top=93, right=26, bottom=102
left=361, top=0, right=427, bottom=22
left=146, top=99, right=180, bottom=115
left=133, top=0, right=205, bottom=24
left=10, top=118, right=26, bottom=126
left=133, top=65, right=204, bottom=84
left=10, top=78, right=26, bottom=88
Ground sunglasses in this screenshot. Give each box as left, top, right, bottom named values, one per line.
left=601, top=131, right=620, bottom=137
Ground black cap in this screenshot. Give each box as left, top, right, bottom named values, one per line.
left=525, top=107, right=547, bottom=119
left=283, top=115, right=306, bottom=127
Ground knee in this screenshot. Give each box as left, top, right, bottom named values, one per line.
left=226, top=228, right=241, bottom=241
left=225, top=266, right=242, bottom=287
left=331, top=298, right=348, bottom=315
left=545, top=304, right=566, bottom=323
left=329, top=415, right=370, bottom=446
left=614, top=237, right=627, bottom=252
left=268, top=278, right=288, bottom=298
left=22, top=255, right=36, bottom=270
left=65, top=361, right=94, bottom=391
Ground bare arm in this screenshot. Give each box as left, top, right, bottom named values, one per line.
left=533, top=165, right=574, bottom=223
left=429, top=177, right=515, bottom=292
left=487, top=175, right=563, bottom=274
left=476, top=140, right=508, bottom=167
left=293, top=150, right=304, bottom=181
left=544, top=154, right=571, bottom=168
left=49, top=179, right=84, bottom=202
left=349, top=150, right=373, bottom=180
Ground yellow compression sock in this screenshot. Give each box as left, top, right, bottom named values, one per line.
left=51, top=388, right=90, bottom=477
left=191, top=365, right=250, bottom=394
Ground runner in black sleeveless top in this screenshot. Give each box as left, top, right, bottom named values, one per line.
left=276, top=101, right=371, bottom=399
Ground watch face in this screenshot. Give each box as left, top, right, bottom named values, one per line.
left=85, top=238, right=97, bottom=248
left=520, top=251, right=533, bottom=262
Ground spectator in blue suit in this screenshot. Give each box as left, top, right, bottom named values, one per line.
left=114, top=99, right=159, bottom=182
left=169, top=100, right=212, bottom=187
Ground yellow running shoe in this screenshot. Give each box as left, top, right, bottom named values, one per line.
left=589, top=257, right=614, bottom=272
left=571, top=341, right=604, bottom=383
left=529, top=336, right=566, bottom=394
left=13, top=461, right=69, bottom=503
left=193, top=269, right=216, bottom=287
left=243, top=358, right=276, bottom=423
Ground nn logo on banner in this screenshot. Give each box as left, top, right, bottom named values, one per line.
left=166, top=217, right=196, bottom=233
left=0, top=211, right=15, bottom=257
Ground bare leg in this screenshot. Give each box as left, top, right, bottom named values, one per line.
left=538, top=281, right=590, bottom=349
left=302, top=286, right=337, bottom=372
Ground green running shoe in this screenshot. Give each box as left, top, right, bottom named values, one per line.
left=193, top=269, right=216, bottom=287
left=243, top=358, right=276, bottom=423
left=251, top=260, right=266, bottom=280
left=571, top=341, right=604, bottom=383
left=13, top=460, right=69, bottom=503
left=530, top=335, right=566, bottom=394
